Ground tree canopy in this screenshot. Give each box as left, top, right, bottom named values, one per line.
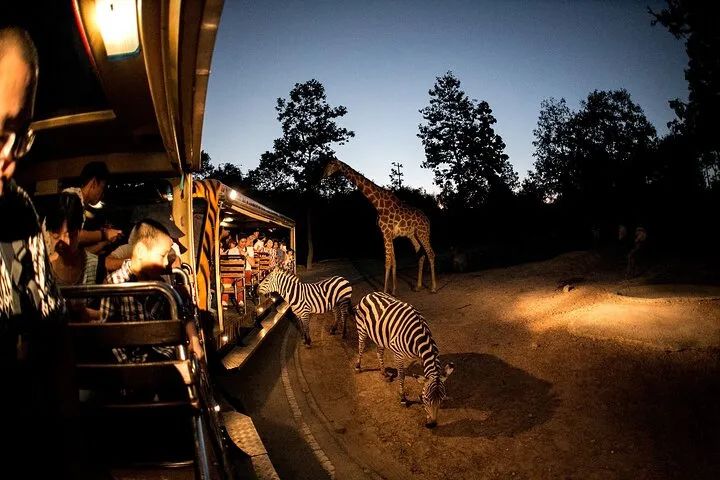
left=650, top=0, right=720, bottom=183
left=418, top=72, right=517, bottom=209
left=253, top=79, right=354, bottom=196
left=528, top=89, right=657, bottom=216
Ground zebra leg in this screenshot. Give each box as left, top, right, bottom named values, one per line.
left=300, top=311, right=311, bottom=347
left=330, top=305, right=342, bottom=335
left=396, top=354, right=409, bottom=406
left=377, top=347, right=390, bottom=382
left=341, top=301, right=350, bottom=339
left=355, top=330, right=367, bottom=372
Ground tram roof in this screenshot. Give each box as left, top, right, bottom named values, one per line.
left=9, top=0, right=224, bottom=185
left=216, top=183, right=295, bottom=230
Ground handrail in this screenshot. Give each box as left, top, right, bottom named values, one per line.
left=60, top=282, right=183, bottom=321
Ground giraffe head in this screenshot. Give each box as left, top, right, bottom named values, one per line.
left=417, top=362, right=455, bottom=428
left=322, top=157, right=341, bottom=178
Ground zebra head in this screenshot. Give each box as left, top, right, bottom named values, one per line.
left=418, top=362, right=455, bottom=428
left=258, top=268, right=281, bottom=296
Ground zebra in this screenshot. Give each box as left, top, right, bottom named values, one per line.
left=354, top=291, right=455, bottom=428
left=258, top=268, right=353, bottom=346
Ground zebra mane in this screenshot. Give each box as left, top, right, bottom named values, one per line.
left=424, top=375, right=446, bottom=404
left=273, top=268, right=300, bottom=283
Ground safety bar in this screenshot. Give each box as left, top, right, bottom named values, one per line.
left=61, top=282, right=183, bottom=321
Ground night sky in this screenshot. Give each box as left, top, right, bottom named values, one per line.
left=202, top=0, right=688, bottom=192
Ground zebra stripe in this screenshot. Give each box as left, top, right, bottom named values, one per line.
left=354, top=291, right=453, bottom=428
left=258, top=268, right=352, bottom=346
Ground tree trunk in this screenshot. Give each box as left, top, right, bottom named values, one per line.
left=305, top=205, right=314, bottom=271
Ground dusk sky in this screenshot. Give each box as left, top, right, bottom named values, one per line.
left=202, top=0, right=688, bottom=192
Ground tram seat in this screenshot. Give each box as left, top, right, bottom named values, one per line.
left=219, top=254, right=248, bottom=313
left=61, top=283, right=215, bottom=475
left=251, top=253, right=272, bottom=282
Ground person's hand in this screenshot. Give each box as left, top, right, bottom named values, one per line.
left=103, top=227, right=123, bottom=243
left=189, top=334, right=204, bottom=360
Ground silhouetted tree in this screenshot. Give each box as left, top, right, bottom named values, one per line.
left=529, top=90, right=657, bottom=223
left=196, top=150, right=216, bottom=179
left=418, top=72, right=517, bottom=209
left=389, top=161, right=404, bottom=190
left=527, top=98, right=574, bottom=202
left=651, top=1, right=720, bottom=183
left=248, top=150, right=295, bottom=192
left=255, top=79, right=354, bottom=268
left=211, top=163, right=246, bottom=190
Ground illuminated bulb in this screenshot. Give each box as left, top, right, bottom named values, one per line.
left=213, top=405, right=221, bottom=412
left=228, top=189, right=239, bottom=200
left=95, top=0, right=140, bottom=58
left=257, top=307, right=264, bottom=314
left=221, top=335, right=229, bottom=343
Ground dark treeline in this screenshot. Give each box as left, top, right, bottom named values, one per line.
left=201, top=1, right=720, bottom=272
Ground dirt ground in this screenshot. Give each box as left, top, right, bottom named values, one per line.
left=295, top=252, right=720, bottom=480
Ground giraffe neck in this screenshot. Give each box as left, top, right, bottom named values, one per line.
left=335, top=161, right=392, bottom=211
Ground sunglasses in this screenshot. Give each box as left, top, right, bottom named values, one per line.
left=0, top=128, right=35, bottom=159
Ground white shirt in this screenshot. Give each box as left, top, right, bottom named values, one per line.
left=245, top=246, right=254, bottom=271
left=109, top=243, right=133, bottom=259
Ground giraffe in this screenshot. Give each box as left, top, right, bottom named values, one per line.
left=323, top=158, right=437, bottom=294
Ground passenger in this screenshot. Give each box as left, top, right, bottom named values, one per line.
left=284, top=248, right=296, bottom=273
left=226, top=237, right=240, bottom=255
left=221, top=237, right=241, bottom=309
left=98, top=213, right=202, bottom=362
left=105, top=224, right=138, bottom=273
left=275, top=240, right=286, bottom=266
left=253, top=235, right=265, bottom=251
left=64, top=161, right=123, bottom=254
left=264, top=239, right=277, bottom=269
left=0, top=26, right=73, bottom=478
left=44, top=192, right=100, bottom=320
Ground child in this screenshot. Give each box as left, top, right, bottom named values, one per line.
left=98, top=213, right=202, bottom=362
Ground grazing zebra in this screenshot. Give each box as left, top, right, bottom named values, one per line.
left=258, top=268, right=353, bottom=346
left=354, top=292, right=455, bottom=428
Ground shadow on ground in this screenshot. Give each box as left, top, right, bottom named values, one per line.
left=408, top=352, right=560, bottom=438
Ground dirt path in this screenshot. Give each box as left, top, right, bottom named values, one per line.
left=295, top=253, right=720, bottom=479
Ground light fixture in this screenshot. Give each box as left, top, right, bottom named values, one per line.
left=221, top=335, right=229, bottom=343
left=95, top=0, right=140, bottom=59
left=213, top=405, right=221, bottom=412
left=228, top=189, right=239, bottom=200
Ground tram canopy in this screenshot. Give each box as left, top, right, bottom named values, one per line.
left=10, top=0, right=223, bottom=188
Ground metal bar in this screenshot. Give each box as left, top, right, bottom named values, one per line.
left=61, top=282, right=182, bottom=321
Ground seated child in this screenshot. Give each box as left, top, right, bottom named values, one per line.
left=98, top=213, right=202, bottom=363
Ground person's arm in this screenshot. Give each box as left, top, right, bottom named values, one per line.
left=79, top=227, right=123, bottom=247
left=185, top=322, right=204, bottom=360
left=78, top=229, right=103, bottom=246
left=105, top=255, right=126, bottom=272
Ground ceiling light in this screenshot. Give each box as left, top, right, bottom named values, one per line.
left=95, top=0, right=140, bottom=59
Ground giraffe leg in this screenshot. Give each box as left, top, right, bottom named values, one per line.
left=383, top=234, right=395, bottom=294
left=377, top=346, right=391, bottom=382
left=409, top=236, right=424, bottom=292
left=395, top=353, right=409, bottom=405
left=418, top=231, right=437, bottom=293
left=355, top=329, right=367, bottom=372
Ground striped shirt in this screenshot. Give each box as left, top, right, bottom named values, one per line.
left=98, top=259, right=175, bottom=363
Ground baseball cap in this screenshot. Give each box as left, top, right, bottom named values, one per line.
left=131, top=204, right=187, bottom=253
